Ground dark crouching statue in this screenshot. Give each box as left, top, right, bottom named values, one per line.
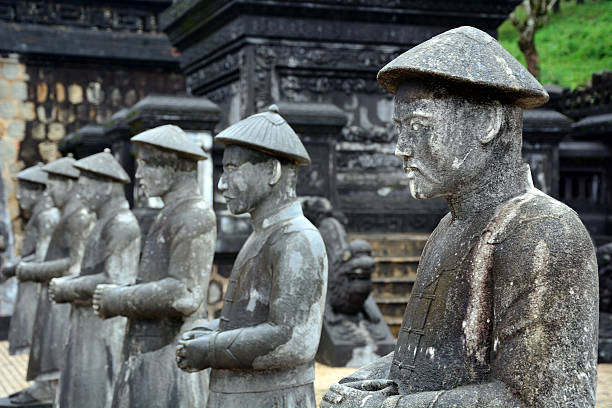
left=0, top=157, right=95, bottom=408
left=92, top=125, right=215, bottom=408
left=322, top=26, right=598, bottom=408
left=2, top=165, right=59, bottom=357
left=300, top=196, right=394, bottom=367
left=50, top=150, right=141, bottom=408
left=176, top=105, right=328, bottom=408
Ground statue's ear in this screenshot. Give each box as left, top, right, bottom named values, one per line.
left=478, top=101, right=502, bottom=145
left=269, top=159, right=282, bottom=186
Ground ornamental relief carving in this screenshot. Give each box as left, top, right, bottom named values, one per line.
left=0, top=2, right=160, bottom=33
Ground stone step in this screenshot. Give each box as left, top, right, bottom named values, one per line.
left=372, top=276, right=415, bottom=298
left=349, top=233, right=429, bottom=258
left=383, top=317, right=404, bottom=338
left=373, top=256, right=419, bottom=278
left=374, top=297, right=411, bottom=319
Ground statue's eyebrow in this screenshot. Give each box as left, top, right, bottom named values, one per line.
left=394, top=110, right=432, bottom=123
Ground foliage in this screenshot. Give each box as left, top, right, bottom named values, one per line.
left=499, top=0, right=612, bottom=88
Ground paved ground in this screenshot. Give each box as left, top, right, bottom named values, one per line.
left=1, top=342, right=610, bottom=406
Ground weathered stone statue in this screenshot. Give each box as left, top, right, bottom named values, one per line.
left=301, top=197, right=394, bottom=367
left=92, top=125, right=215, bottom=408
left=176, top=105, right=328, bottom=408
left=2, top=165, right=59, bottom=356
left=0, top=157, right=95, bottom=408
left=50, top=150, right=140, bottom=408
left=322, top=26, right=598, bottom=407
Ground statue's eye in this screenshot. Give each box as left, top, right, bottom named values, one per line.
left=411, top=122, right=423, bottom=131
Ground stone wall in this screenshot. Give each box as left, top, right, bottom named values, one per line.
left=0, top=55, right=30, bottom=253
left=0, top=57, right=186, bottom=252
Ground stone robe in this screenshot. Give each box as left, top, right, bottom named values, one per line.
left=111, top=194, right=215, bottom=408
left=25, top=197, right=94, bottom=381
left=57, top=200, right=140, bottom=408
left=207, top=201, right=327, bottom=408
left=8, top=195, right=59, bottom=355
left=341, top=168, right=598, bottom=407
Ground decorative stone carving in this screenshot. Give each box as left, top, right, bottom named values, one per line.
left=2, top=164, right=59, bottom=356
left=49, top=150, right=140, bottom=408
left=322, top=26, right=598, bottom=408
left=176, top=106, right=327, bottom=408
left=301, top=196, right=394, bottom=367
left=0, top=157, right=95, bottom=408
left=92, top=125, right=215, bottom=408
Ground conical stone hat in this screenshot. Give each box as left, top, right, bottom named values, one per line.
left=377, top=26, right=549, bottom=109
left=215, top=105, right=311, bottom=166
left=42, top=156, right=79, bottom=179
left=74, top=149, right=130, bottom=183
left=16, top=163, right=48, bottom=185
left=130, top=124, right=208, bottom=161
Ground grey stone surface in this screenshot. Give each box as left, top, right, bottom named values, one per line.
left=300, top=197, right=394, bottom=368
left=4, top=165, right=59, bottom=356
left=322, top=26, right=598, bottom=408
left=176, top=110, right=327, bottom=407
left=92, top=125, right=215, bottom=408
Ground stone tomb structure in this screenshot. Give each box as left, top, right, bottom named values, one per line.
left=322, top=26, right=598, bottom=408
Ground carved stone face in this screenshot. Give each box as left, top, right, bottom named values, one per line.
left=393, top=81, right=491, bottom=200
left=46, top=174, right=74, bottom=207
left=16, top=181, right=43, bottom=213
left=77, top=172, right=111, bottom=212
left=135, top=145, right=175, bottom=198
left=218, top=145, right=274, bottom=215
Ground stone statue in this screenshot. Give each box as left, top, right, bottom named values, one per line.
left=2, top=164, right=59, bottom=356
left=322, top=26, right=598, bottom=407
left=175, top=105, right=328, bottom=408
left=0, top=157, right=95, bottom=408
left=300, top=196, right=394, bottom=367
left=50, top=150, right=141, bottom=408
left=92, top=125, right=215, bottom=408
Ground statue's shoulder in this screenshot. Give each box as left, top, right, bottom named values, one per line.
left=168, top=195, right=216, bottom=235
left=493, top=189, right=595, bottom=267
left=67, top=204, right=95, bottom=230
left=37, top=206, right=60, bottom=228
left=105, top=208, right=140, bottom=238
left=272, top=215, right=326, bottom=258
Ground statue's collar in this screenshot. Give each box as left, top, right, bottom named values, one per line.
left=98, top=196, right=128, bottom=220
left=251, top=200, right=303, bottom=232
left=448, top=164, right=534, bottom=221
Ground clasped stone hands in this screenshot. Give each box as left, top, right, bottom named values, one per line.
left=175, top=327, right=214, bottom=372
left=92, top=283, right=119, bottom=318
left=321, top=379, right=398, bottom=408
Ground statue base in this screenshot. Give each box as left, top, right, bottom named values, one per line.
left=316, top=297, right=395, bottom=367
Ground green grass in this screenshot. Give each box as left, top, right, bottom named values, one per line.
left=498, top=0, right=612, bottom=89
